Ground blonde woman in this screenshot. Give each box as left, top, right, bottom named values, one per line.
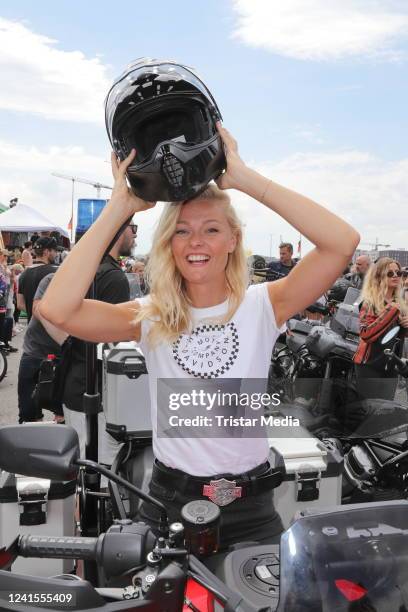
left=353, top=257, right=408, bottom=400
left=40, top=125, right=359, bottom=546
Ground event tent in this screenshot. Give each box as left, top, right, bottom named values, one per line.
left=0, top=204, right=69, bottom=237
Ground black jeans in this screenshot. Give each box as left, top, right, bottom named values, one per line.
left=139, top=462, right=284, bottom=550
left=1, top=316, right=13, bottom=345
left=17, top=353, right=43, bottom=423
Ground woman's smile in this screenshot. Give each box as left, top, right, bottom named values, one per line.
left=186, top=253, right=211, bottom=266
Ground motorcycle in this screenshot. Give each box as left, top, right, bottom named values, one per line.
left=2, top=424, right=408, bottom=611
left=272, top=290, right=408, bottom=504
left=339, top=327, right=408, bottom=504
left=267, top=295, right=344, bottom=406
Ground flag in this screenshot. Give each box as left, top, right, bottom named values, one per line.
left=67, top=216, right=73, bottom=230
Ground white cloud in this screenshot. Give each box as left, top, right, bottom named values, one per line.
left=0, top=140, right=112, bottom=227
left=0, top=17, right=111, bottom=123
left=293, top=125, right=325, bottom=145
left=0, top=139, right=164, bottom=249
left=231, top=0, right=408, bottom=61
left=231, top=149, right=408, bottom=256
left=1, top=139, right=407, bottom=256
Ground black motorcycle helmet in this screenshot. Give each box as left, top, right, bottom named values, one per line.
left=105, top=58, right=226, bottom=202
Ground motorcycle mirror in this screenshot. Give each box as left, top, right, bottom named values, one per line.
left=381, top=325, right=400, bottom=345
left=0, top=424, right=80, bottom=481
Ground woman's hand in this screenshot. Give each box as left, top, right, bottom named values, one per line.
left=110, top=149, right=156, bottom=215
left=399, top=313, right=408, bottom=328
left=215, top=123, right=248, bottom=191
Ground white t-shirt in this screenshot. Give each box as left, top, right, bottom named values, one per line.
left=138, top=283, right=285, bottom=476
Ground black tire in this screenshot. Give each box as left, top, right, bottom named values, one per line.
left=0, top=350, right=7, bottom=383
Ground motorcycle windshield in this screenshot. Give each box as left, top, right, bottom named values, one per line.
left=278, top=501, right=408, bottom=612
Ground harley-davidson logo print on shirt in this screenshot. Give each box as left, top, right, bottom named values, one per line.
left=172, top=322, right=239, bottom=378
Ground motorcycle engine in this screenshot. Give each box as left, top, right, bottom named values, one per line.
left=343, top=441, right=408, bottom=503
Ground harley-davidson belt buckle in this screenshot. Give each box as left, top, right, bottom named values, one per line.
left=202, top=478, right=242, bottom=507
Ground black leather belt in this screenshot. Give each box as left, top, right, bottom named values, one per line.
left=152, top=459, right=284, bottom=506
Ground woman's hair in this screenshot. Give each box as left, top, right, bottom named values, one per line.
left=360, top=257, right=408, bottom=315
left=136, top=183, right=248, bottom=345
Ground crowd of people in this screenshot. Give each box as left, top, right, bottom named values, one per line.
left=0, top=227, right=149, bottom=428
left=2, top=229, right=408, bottom=423
left=268, top=242, right=408, bottom=400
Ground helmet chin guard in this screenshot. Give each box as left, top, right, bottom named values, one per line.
left=105, top=58, right=226, bottom=201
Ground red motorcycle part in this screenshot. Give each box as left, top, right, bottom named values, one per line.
left=183, top=577, right=216, bottom=611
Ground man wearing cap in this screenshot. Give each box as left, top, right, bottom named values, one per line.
left=17, top=237, right=58, bottom=322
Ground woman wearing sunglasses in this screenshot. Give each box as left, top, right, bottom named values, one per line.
left=354, top=257, right=408, bottom=400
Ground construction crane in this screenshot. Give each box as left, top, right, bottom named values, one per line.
left=51, top=172, right=112, bottom=241
left=360, top=238, right=390, bottom=250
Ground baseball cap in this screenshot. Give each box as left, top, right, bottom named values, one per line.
left=33, top=237, right=58, bottom=251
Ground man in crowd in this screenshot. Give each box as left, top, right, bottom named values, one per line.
left=17, top=237, right=58, bottom=322
left=17, top=272, right=67, bottom=423
left=267, top=242, right=297, bottom=280
left=328, top=253, right=371, bottom=302
left=61, top=222, right=136, bottom=456
left=22, top=241, right=33, bottom=268
left=346, top=254, right=371, bottom=290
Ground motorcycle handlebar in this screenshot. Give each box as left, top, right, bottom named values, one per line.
left=16, top=535, right=255, bottom=611
left=384, top=349, right=408, bottom=376
left=18, top=535, right=100, bottom=561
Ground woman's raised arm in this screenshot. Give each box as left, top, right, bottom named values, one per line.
left=39, top=150, right=155, bottom=341
left=216, top=124, right=360, bottom=326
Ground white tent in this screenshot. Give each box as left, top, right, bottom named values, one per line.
left=0, top=204, right=69, bottom=237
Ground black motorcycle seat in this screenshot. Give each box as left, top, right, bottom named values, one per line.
left=340, top=399, right=408, bottom=438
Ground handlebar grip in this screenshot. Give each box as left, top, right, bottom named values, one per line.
left=19, top=535, right=98, bottom=560
left=384, top=349, right=408, bottom=376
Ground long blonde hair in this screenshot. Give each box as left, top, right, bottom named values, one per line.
left=360, top=257, right=408, bottom=315
left=136, top=184, right=248, bottom=345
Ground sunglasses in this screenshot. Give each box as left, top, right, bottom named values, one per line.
left=387, top=270, right=403, bottom=278
left=129, top=224, right=138, bottom=235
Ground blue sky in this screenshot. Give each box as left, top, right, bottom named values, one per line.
left=1, top=0, right=408, bottom=255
